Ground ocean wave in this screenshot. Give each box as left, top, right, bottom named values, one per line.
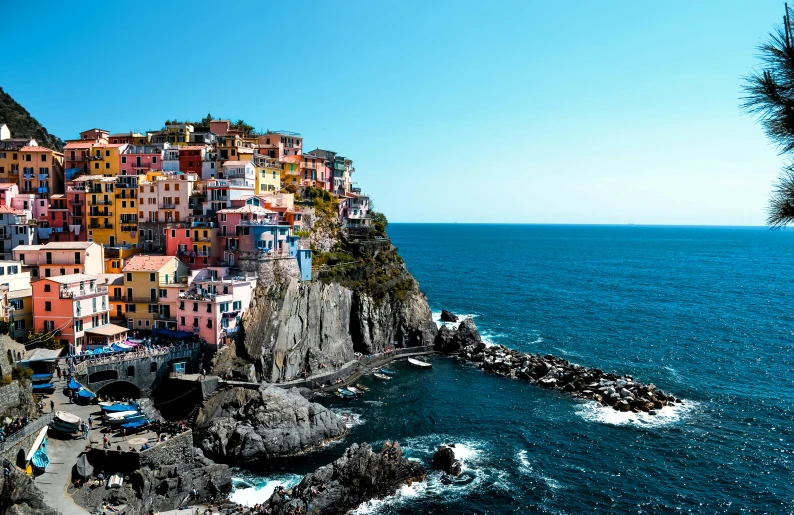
left=230, top=473, right=303, bottom=507
left=431, top=311, right=479, bottom=329
left=574, top=399, right=699, bottom=428
left=332, top=408, right=366, bottom=429
left=515, top=450, right=563, bottom=491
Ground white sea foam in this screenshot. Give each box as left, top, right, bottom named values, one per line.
left=575, top=399, right=699, bottom=428
left=332, top=409, right=365, bottom=429
left=230, top=473, right=302, bottom=507
left=431, top=311, right=479, bottom=329
left=515, top=450, right=563, bottom=491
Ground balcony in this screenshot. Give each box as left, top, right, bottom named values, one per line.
left=89, top=209, right=112, bottom=217
left=89, top=223, right=113, bottom=230
left=70, top=212, right=84, bottom=218
left=120, top=225, right=137, bottom=232
left=44, top=257, right=81, bottom=265
left=22, top=172, right=34, bottom=180
left=115, top=191, right=137, bottom=199
left=159, top=203, right=177, bottom=210
left=59, top=286, right=108, bottom=299
left=38, top=174, right=49, bottom=180
left=90, top=199, right=112, bottom=205
left=37, top=187, right=49, bottom=194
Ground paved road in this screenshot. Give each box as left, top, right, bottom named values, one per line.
left=33, top=372, right=160, bottom=515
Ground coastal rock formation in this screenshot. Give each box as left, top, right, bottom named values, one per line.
left=458, top=322, right=681, bottom=413
left=198, top=386, right=346, bottom=463
left=432, top=446, right=462, bottom=476
left=434, top=318, right=485, bottom=354
left=0, top=471, right=59, bottom=515
left=73, top=432, right=231, bottom=514
left=260, top=442, right=425, bottom=515
left=440, top=309, right=458, bottom=323
left=241, top=276, right=436, bottom=382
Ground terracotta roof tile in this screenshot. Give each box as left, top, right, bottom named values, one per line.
left=19, top=146, right=51, bottom=153
left=122, top=254, right=180, bottom=272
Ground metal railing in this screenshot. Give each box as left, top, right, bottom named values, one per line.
left=74, top=341, right=202, bottom=374
left=0, top=413, right=53, bottom=453
left=60, top=286, right=108, bottom=299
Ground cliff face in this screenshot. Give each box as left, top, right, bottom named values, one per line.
left=0, top=87, right=64, bottom=151
left=241, top=277, right=436, bottom=382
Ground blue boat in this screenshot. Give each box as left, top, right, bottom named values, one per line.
left=335, top=388, right=355, bottom=400
left=31, top=373, right=53, bottom=383
left=379, top=368, right=395, bottom=375
left=75, top=388, right=96, bottom=404
left=120, top=419, right=150, bottom=431
left=100, top=402, right=138, bottom=413
left=67, top=378, right=81, bottom=390
left=108, top=413, right=147, bottom=426
left=31, top=383, right=55, bottom=394
left=31, top=448, right=49, bottom=472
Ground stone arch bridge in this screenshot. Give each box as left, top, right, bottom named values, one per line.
left=73, top=343, right=203, bottom=396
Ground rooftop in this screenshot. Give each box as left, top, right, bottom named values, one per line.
left=122, top=254, right=178, bottom=272
left=41, top=242, right=94, bottom=250
left=85, top=323, right=128, bottom=336
left=41, top=273, right=100, bottom=285
left=222, top=160, right=248, bottom=167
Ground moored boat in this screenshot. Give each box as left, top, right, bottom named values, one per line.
left=107, top=413, right=147, bottom=426
left=373, top=373, right=391, bottom=381
left=379, top=368, right=395, bottom=375
left=31, top=373, right=53, bottom=384
left=355, top=383, right=370, bottom=392
left=120, top=419, right=150, bottom=432
left=346, top=386, right=364, bottom=395
left=100, top=402, right=138, bottom=413
left=336, top=388, right=356, bottom=399
left=50, top=411, right=81, bottom=434
left=408, top=358, right=433, bottom=369
left=31, top=383, right=55, bottom=394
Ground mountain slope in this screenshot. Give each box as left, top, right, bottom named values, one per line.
left=0, top=87, right=64, bottom=151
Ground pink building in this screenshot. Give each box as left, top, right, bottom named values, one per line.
left=0, top=183, right=18, bottom=208
left=176, top=267, right=256, bottom=349
left=164, top=222, right=221, bottom=270
left=32, top=273, right=128, bottom=354
left=120, top=145, right=163, bottom=176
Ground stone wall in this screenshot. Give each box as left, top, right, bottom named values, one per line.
left=237, top=253, right=300, bottom=287
left=0, top=380, right=37, bottom=420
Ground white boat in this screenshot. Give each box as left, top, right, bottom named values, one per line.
left=373, top=373, right=391, bottom=380
left=408, top=358, right=432, bottom=369
left=105, top=410, right=139, bottom=420
left=107, top=472, right=124, bottom=489
left=346, top=386, right=364, bottom=395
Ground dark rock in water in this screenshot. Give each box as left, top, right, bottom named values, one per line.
left=261, top=442, right=426, bottom=515
left=432, top=446, right=463, bottom=476
left=457, top=318, right=484, bottom=351
left=440, top=309, right=459, bottom=323
left=199, top=386, right=346, bottom=463
left=434, top=324, right=459, bottom=353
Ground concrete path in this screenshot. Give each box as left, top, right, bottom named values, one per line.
left=33, top=371, right=161, bottom=515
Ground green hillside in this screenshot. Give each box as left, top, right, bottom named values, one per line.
left=0, top=87, right=64, bottom=151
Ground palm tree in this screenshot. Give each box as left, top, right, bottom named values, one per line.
left=743, top=4, right=794, bottom=227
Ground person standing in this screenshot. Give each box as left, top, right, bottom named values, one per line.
left=49, top=400, right=54, bottom=413
left=88, top=416, right=93, bottom=430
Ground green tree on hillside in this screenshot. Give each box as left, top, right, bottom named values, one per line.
left=743, top=5, right=794, bottom=227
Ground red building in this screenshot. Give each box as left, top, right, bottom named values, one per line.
left=179, top=146, right=207, bottom=175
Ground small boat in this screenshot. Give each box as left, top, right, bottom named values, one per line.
left=100, top=402, right=138, bottom=413
left=355, top=383, right=370, bottom=392
left=108, top=413, right=147, bottom=426
left=31, top=448, right=50, bottom=472
left=50, top=411, right=81, bottom=434
left=75, top=388, right=96, bottom=404
left=107, top=472, right=124, bottom=489
left=31, top=373, right=53, bottom=383
left=373, top=373, right=391, bottom=381
left=120, top=419, right=150, bottom=432
left=31, top=383, right=55, bottom=394
left=105, top=410, right=139, bottom=420
left=335, top=388, right=355, bottom=399
left=408, top=358, right=433, bottom=369
left=379, top=368, right=395, bottom=375
left=67, top=378, right=82, bottom=390
left=346, top=386, right=364, bottom=395
left=22, top=427, right=48, bottom=474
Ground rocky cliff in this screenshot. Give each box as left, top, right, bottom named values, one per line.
left=240, top=228, right=437, bottom=383
left=260, top=442, right=425, bottom=515
left=0, top=471, right=59, bottom=515
left=198, top=386, right=346, bottom=463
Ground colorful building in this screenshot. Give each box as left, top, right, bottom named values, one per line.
left=12, top=241, right=104, bottom=279
left=90, top=144, right=127, bottom=177
left=164, top=222, right=221, bottom=270
left=120, top=145, right=162, bottom=176
left=32, top=273, right=127, bottom=354
left=121, top=255, right=188, bottom=332
left=176, top=266, right=256, bottom=349
left=179, top=146, right=208, bottom=175
left=253, top=155, right=281, bottom=194
left=0, top=260, right=32, bottom=342
left=0, top=206, right=36, bottom=261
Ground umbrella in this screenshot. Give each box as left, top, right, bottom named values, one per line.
left=75, top=454, right=93, bottom=479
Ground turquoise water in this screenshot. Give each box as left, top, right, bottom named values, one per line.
left=233, top=224, right=794, bottom=514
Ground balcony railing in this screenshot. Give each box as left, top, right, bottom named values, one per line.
left=60, top=286, right=108, bottom=299
left=115, top=191, right=137, bottom=198
left=159, top=203, right=177, bottom=210
left=90, top=199, right=112, bottom=205
left=120, top=225, right=137, bottom=232
left=44, top=258, right=82, bottom=265
left=89, top=223, right=113, bottom=229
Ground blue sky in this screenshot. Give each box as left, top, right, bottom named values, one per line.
left=0, top=1, right=786, bottom=224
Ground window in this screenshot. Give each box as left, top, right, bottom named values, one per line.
left=121, top=156, right=126, bottom=164
left=159, top=289, right=167, bottom=298
left=44, top=284, right=51, bottom=292
left=175, top=183, right=179, bottom=191
left=92, top=298, right=97, bottom=312
left=126, top=273, right=132, bottom=281
left=74, top=320, right=83, bottom=331
left=207, top=319, right=213, bottom=328
left=74, top=269, right=79, bottom=274
left=207, top=304, right=211, bottom=313
left=94, top=163, right=99, bottom=170
left=105, top=162, right=110, bottom=169
left=233, top=300, right=241, bottom=310
left=193, top=317, right=198, bottom=327
left=193, top=302, right=198, bottom=312
left=149, top=273, right=156, bottom=282
left=152, top=157, right=157, bottom=163
left=126, top=304, right=136, bottom=312
left=127, top=366, right=135, bottom=377
left=44, top=301, right=51, bottom=311
left=180, top=316, right=185, bottom=325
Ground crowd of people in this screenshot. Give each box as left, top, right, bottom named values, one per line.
left=0, top=417, right=29, bottom=443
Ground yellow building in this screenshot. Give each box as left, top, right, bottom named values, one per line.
left=104, top=246, right=140, bottom=275
left=122, top=255, right=188, bottom=332
left=164, top=124, right=193, bottom=147
left=90, top=144, right=126, bottom=177
left=254, top=155, right=282, bottom=194
left=18, top=146, right=63, bottom=196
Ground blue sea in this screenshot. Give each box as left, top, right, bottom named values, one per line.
left=232, top=224, right=794, bottom=514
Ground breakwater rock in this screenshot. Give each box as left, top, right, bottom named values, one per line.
left=433, top=445, right=462, bottom=476
left=467, top=343, right=682, bottom=412
left=198, top=386, right=346, bottom=463
left=434, top=318, right=485, bottom=354
left=260, top=442, right=425, bottom=515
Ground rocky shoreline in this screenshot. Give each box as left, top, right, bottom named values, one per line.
left=437, top=317, right=682, bottom=414
left=258, top=442, right=425, bottom=515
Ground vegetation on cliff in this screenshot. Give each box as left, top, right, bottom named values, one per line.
left=0, top=87, right=64, bottom=151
